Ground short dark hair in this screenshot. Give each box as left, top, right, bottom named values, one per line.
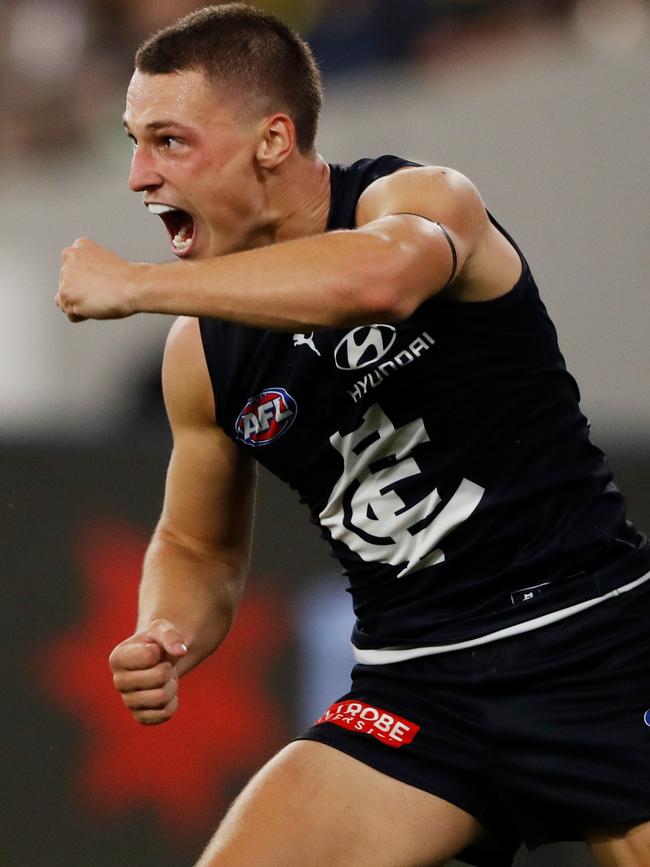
left=135, top=3, right=323, bottom=153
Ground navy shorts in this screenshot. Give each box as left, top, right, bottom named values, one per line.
left=297, top=580, right=650, bottom=867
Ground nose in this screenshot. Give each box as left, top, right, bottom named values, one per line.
left=128, top=146, right=163, bottom=193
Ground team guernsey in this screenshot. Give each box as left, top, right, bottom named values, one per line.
left=199, top=155, right=650, bottom=661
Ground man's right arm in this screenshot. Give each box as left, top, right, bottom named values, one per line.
left=109, top=316, right=256, bottom=725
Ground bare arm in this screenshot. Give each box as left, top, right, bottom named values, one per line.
left=57, top=166, right=497, bottom=328
left=109, top=315, right=256, bottom=724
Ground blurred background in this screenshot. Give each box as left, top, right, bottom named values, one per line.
left=1, top=1, right=648, bottom=865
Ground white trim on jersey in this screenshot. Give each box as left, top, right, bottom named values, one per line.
left=353, top=570, right=650, bottom=665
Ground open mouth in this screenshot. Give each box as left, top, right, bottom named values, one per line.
left=147, top=203, right=195, bottom=256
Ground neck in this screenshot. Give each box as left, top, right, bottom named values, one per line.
left=262, top=153, right=331, bottom=244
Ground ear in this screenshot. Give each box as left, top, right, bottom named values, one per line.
left=255, top=114, right=296, bottom=168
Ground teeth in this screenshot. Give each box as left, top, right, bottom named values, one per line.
left=172, top=233, right=192, bottom=252
left=147, top=203, right=177, bottom=215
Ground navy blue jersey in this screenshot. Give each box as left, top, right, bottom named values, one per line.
left=199, top=155, right=650, bottom=655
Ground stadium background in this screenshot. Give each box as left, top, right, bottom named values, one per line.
left=1, top=1, right=648, bottom=865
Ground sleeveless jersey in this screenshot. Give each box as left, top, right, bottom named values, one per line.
left=199, top=155, right=650, bottom=658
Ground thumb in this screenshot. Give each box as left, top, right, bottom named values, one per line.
left=145, top=619, right=189, bottom=659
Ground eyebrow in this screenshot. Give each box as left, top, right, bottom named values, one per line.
left=122, top=118, right=194, bottom=134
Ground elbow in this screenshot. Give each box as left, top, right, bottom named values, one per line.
left=363, top=283, right=418, bottom=328
left=337, top=248, right=417, bottom=327
left=368, top=281, right=416, bottom=324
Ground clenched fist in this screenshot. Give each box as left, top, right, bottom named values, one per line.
left=56, top=238, right=145, bottom=322
left=109, top=619, right=189, bottom=725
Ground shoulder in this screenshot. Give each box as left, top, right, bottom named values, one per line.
left=162, top=316, right=216, bottom=427
left=357, top=165, right=487, bottom=233
left=163, top=315, right=206, bottom=372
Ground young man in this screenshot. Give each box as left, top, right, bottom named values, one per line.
left=56, top=5, right=650, bottom=866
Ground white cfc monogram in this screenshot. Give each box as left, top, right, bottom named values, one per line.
left=319, top=404, right=485, bottom=577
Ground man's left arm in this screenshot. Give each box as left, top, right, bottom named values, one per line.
left=56, top=166, right=489, bottom=329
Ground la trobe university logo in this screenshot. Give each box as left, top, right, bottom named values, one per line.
left=334, top=325, right=397, bottom=371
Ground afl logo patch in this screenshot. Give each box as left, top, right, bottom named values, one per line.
left=644, top=709, right=650, bottom=727
left=334, top=325, right=397, bottom=371
left=236, top=387, right=297, bottom=447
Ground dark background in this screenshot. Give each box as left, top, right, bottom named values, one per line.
left=2, top=434, right=648, bottom=866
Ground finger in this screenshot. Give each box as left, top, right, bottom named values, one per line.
left=55, top=285, right=68, bottom=309
left=109, top=639, right=164, bottom=672
left=133, top=695, right=179, bottom=726
left=113, top=660, right=174, bottom=693
left=67, top=311, right=87, bottom=323
left=121, top=679, right=178, bottom=711
left=146, top=619, right=189, bottom=659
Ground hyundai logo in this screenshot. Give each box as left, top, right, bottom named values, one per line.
left=334, top=325, right=397, bottom=371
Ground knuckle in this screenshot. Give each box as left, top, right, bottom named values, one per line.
left=145, top=643, right=160, bottom=664
left=113, top=670, right=135, bottom=693
left=137, top=711, right=165, bottom=727
left=149, top=618, right=168, bottom=632
left=151, top=662, right=172, bottom=687
left=147, top=689, right=166, bottom=708
left=122, top=684, right=175, bottom=710
left=163, top=680, right=178, bottom=702
left=159, top=702, right=175, bottom=722
left=109, top=641, right=131, bottom=668
left=123, top=690, right=146, bottom=710
left=157, top=683, right=176, bottom=705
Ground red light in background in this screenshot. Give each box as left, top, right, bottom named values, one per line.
left=33, top=518, right=291, bottom=840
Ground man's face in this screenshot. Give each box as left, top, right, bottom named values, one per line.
left=124, top=69, right=263, bottom=259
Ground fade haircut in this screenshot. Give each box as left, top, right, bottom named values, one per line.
left=134, top=3, right=323, bottom=153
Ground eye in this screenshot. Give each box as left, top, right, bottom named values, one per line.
left=161, top=136, right=182, bottom=151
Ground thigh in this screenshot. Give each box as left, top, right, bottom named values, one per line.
left=587, top=820, right=650, bottom=866
left=195, top=740, right=485, bottom=867
left=491, top=582, right=650, bottom=849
